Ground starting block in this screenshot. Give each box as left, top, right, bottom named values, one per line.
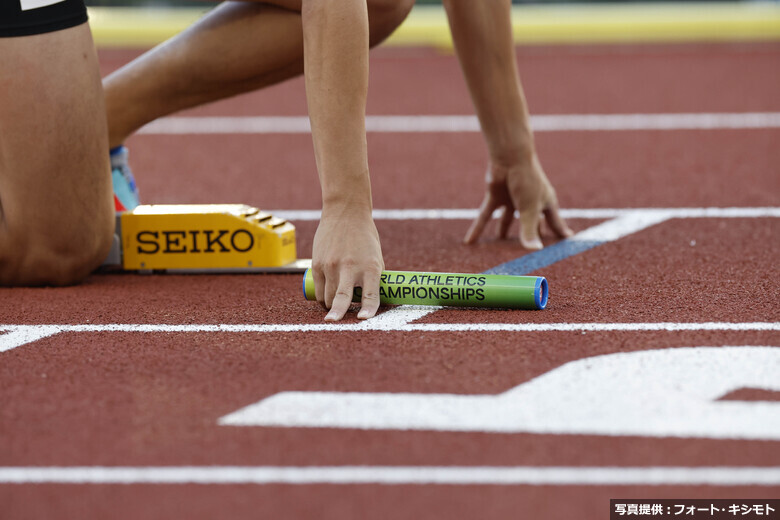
left=102, top=204, right=311, bottom=273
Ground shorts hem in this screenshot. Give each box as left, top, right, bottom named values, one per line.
left=0, top=13, right=87, bottom=38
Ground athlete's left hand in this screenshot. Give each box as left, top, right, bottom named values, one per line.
left=463, top=155, right=573, bottom=248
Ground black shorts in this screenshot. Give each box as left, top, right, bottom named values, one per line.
left=0, top=0, right=87, bottom=37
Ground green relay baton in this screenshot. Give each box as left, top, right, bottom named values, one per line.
left=303, top=269, right=548, bottom=310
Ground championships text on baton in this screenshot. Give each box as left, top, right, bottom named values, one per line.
left=303, top=269, right=548, bottom=310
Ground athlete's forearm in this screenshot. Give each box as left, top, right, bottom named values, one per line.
left=302, top=0, right=372, bottom=215
left=443, top=0, right=534, bottom=166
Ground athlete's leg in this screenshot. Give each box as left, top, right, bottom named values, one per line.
left=0, top=24, right=114, bottom=286
left=104, top=0, right=415, bottom=147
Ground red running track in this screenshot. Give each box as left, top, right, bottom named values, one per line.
left=1, top=43, right=779, bottom=519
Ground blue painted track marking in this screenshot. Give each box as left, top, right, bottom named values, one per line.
left=484, top=240, right=605, bottom=276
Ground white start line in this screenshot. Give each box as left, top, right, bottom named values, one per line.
left=0, top=323, right=779, bottom=353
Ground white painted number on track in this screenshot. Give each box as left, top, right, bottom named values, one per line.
left=220, top=346, right=780, bottom=440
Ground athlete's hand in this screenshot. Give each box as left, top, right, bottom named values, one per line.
left=312, top=208, right=384, bottom=321
left=464, top=155, right=573, bottom=248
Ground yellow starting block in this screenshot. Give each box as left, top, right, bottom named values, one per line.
left=102, top=204, right=311, bottom=273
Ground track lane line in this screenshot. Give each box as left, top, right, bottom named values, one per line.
left=0, top=326, right=61, bottom=353
left=138, top=113, right=780, bottom=134
left=1, top=322, right=777, bottom=336
left=1, top=465, right=778, bottom=486
left=273, top=207, right=780, bottom=221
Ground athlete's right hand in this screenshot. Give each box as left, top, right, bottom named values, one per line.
left=312, top=206, right=384, bottom=321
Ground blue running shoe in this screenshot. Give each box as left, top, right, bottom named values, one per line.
left=110, top=145, right=140, bottom=212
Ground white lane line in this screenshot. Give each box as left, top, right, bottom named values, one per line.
left=0, top=326, right=61, bottom=353
left=361, top=306, right=440, bottom=330
left=532, top=113, right=780, bottom=132
left=569, top=210, right=673, bottom=242
left=399, top=323, right=780, bottom=332
left=0, top=466, right=777, bottom=486
left=273, top=207, right=780, bottom=222
left=138, top=113, right=780, bottom=135
left=659, top=207, right=780, bottom=218
left=275, top=208, right=632, bottom=221
left=1, top=322, right=777, bottom=336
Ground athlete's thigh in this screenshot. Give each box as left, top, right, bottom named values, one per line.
left=0, top=18, right=113, bottom=282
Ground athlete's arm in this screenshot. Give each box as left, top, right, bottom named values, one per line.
left=442, top=0, right=572, bottom=248
left=302, top=0, right=383, bottom=321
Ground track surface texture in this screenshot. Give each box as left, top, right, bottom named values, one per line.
left=1, top=43, right=779, bottom=519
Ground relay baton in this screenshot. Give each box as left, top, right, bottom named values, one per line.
left=303, top=269, right=548, bottom=310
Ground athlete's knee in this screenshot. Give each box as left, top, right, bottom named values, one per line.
left=367, top=0, right=415, bottom=46
left=0, top=214, right=114, bottom=286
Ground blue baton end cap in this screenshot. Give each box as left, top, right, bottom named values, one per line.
left=535, top=277, right=549, bottom=310
left=302, top=269, right=309, bottom=300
